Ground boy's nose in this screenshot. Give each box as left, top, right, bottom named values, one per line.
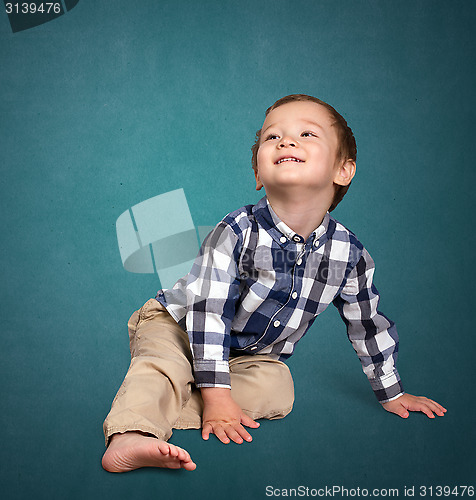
left=278, top=136, right=297, bottom=148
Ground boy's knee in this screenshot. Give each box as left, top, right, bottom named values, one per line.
left=260, top=361, right=294, bottom=417
left=230, top=357, right=294, bottom=419
left=127, top=299, right=192, bottom=363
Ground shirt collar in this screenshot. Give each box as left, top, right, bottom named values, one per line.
left=252, top=196, right=332, bottom=250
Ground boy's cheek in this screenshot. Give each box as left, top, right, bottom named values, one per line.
left=256, top=144, right=270, bottom=163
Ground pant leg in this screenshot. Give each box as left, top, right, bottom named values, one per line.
left=173, top=354, right=294, bottom=429
left=103, top=299, right=195, bottom=445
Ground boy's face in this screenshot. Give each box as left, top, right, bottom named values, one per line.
left=255, top=101, right=354, bottom=197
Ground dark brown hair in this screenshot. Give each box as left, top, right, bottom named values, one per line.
left=251, top=94, right=357, bottom=211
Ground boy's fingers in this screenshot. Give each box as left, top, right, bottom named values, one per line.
left=203, top=422, right=253, bottom=444
left=225, top=426, right=245, bottom=444
left=214, top=425, right=231, bottom=444
left=408, top=400, right=445, bottom=418
left=235, top=424, right=253, bottom=442
left=427, top=399, right=447, bottom=413
left=396, top=405, right=409, bottom=418
left=384, top=395, right=447, bottom=419
left=202, top=423, right=212, bottom=440
left=241, top=413, right=260, bottom=428
left=415, top=397, right=447, bottom=412
left=384, top=401, right=408, bottom=418
left=426, top=401, right=446, bottom=417
left=417, top=404, right=436, bottom=419
left=423, top=401, right=445, bottom=416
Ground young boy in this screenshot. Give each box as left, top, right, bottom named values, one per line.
left=102, top=94, right=446, bottom=473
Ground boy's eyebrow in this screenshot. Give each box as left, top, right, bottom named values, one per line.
left=302, top=119, right=325, bottom=130
left=261, top=119, right=325, bottom=134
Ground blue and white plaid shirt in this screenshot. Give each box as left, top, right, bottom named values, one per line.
left=157, top=196, right=403, bottom=403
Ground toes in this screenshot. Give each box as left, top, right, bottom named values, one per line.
left=157, top=441, right=170, bottom=455
left=170, top=445, right=194, bottom=469
left=156, top=440, right=195, bottom=468
left=182, top=460, right=197, bottom=471
left=176, top=447, right=191, bottom=461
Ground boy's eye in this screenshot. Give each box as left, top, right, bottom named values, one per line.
left=301, top=131, right=317, bottom=137
left=265, top=134, right=279, bottom=141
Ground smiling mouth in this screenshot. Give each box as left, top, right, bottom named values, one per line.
left=276, top=157, right=304, bottom=164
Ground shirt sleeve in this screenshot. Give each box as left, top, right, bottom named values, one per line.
left=185, top=221, right=242, bottom=389
left=332, top=248, right=404, bottom=403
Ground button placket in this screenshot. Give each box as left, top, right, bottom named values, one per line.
left=253, top=230, right=303, bottom=349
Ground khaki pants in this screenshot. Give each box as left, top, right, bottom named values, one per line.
left=103, top=299, right=295, bottom=445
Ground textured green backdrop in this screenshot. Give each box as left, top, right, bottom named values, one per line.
left=1, top=1, right=475, bottom=499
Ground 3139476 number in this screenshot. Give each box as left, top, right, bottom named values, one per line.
left=5, top=3, right=62, bottom=14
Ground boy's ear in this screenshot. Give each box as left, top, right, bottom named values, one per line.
left=334, top=159, right=356, bottom=187
left=254, top=168, right=263, bottom=191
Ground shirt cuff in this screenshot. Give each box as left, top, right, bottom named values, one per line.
left=368, top=370, right=404, bottom=403
left=193, top=359, right=231, bottom=388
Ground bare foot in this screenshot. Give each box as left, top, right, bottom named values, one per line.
left=102, top=432, right=196, bottom=472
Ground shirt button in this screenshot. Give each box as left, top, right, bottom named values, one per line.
left=314, top=240, right=319, bottom=247
left=292, top=291, right=298, bottom=300
left=273, top=320, right=281, bottom=328
left=280, top=236, right=287, bottom=244
left=293, top=235, right=301, bottom=242
left=296, top=258, right=302, bottom=265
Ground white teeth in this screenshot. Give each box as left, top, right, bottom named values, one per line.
left=277, top=157, right=303, bottom=164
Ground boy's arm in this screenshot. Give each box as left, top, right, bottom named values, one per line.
left=185, top=222, right=261, bottom=441
left=333, top=247, right=403, bottom=403
left=185, top=221, right=241, bottom=390
left=333, top=247, right=446, bottom=418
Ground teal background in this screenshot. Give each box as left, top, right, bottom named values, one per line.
left=1, top=1, right=475, bottom=499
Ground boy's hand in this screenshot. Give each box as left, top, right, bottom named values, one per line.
left=382, top=393, right=447, bottom=419
left=200, top=387, right=260, bottom=444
